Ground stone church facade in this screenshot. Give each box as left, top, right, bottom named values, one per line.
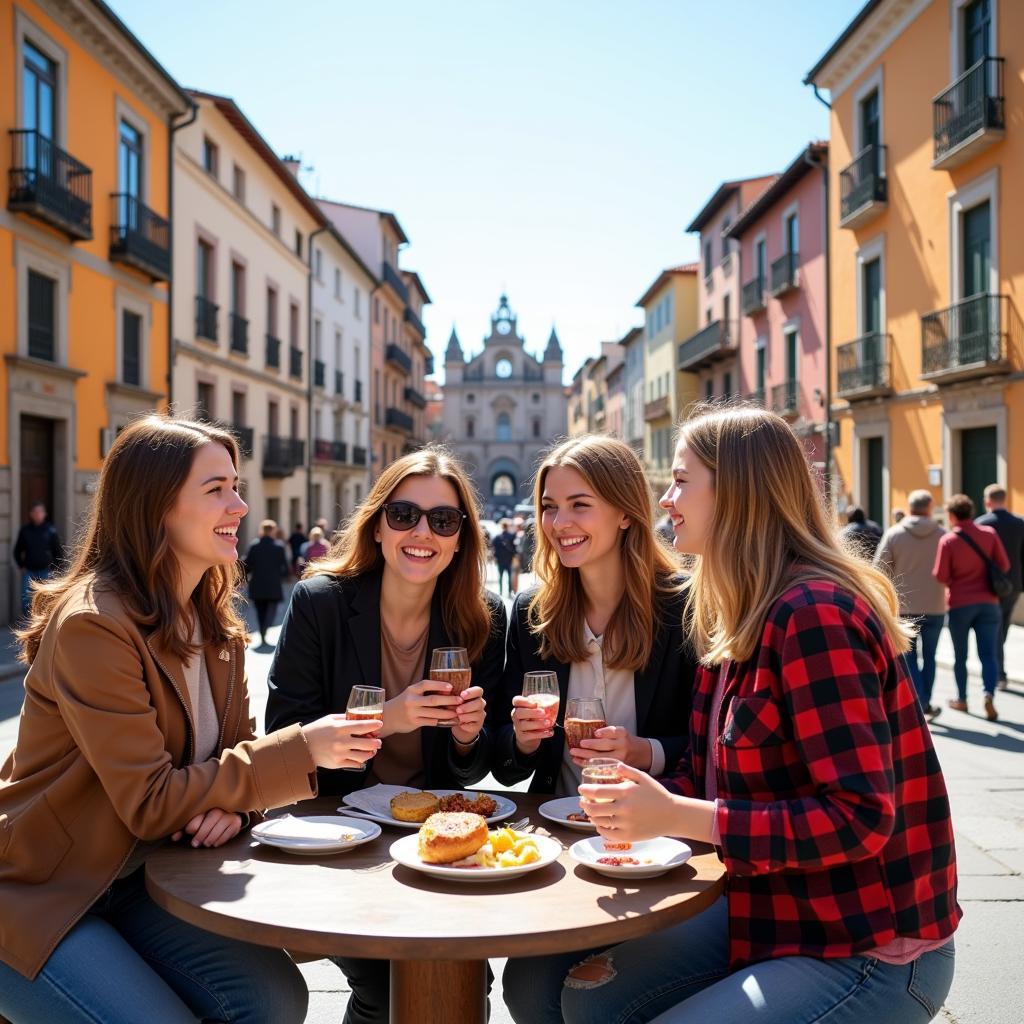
left=440, top=296, right=566, bottom=517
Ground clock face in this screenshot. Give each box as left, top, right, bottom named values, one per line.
left=496, top=319, right=512, bottom=335
left=496, top=358, right=512, bottom=379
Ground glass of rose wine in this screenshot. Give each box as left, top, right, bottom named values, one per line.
left=343, top=685, right=386, bottom=770
left=580, top=757, right=623, bottom=790
left=429, top=647, right=470, bottom=728
left=522, top=671, right=560, bottom=730
left=565, top=697, right=607, bottom=752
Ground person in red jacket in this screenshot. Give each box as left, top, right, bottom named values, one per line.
left=505, top=405, right=959, bottom=1024
left=933, top=492, right=1010, bottom=720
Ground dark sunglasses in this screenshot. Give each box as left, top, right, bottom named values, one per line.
left=382, top=501, right=466, bottom=537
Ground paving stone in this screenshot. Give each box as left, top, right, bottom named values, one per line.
left=952, top=835, right=1015, bottom=876
left=955, top=874, right=1024, bottom=901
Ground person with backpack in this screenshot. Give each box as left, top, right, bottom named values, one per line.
left=933, top=493, right=1011, bottom=721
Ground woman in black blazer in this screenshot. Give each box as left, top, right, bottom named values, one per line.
left=265, top=446, right=505, bottom=1024
left=489, top=435, right=695, bottom=794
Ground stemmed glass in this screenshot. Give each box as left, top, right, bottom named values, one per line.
left=521, top=671, right=560, bottom=730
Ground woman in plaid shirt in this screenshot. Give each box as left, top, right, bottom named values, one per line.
left=509, top=406, right=959, bottom=1024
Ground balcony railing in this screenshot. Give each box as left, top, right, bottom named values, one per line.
left=195, top=295, right=218, bottom=341
left=741, top=276, right=765, bottom=315
left=644, top=395, right=671, bottom=421
left=314, top=439, right=348, bottom=463
left=677, top=319, right=739, bottom=371
left=404, top=385, right=426, bottom=409
left=354, top=380, right=363, bottom=404
left=231, top=424, right=254, bottom=459
left=335, top=370, right=344, bottom=395
left=8, top=129, right=92, bottom=240
left=386, top=406, right=414, bottom=432
left=933, top=57, right=1005, bottom=169
left=839, top=144, right=887, bottom=229
left=770, top=251, right=799, bottom=296
left=836, top=333, right=893, bottom=400
left=265, top=334, right=281, bottom=369
left=229, top=312, right=248, bottom=355
left=745, top=388, right=766, bottom=407
left=382, top=261, right=409, bottom=303
left=404, top=305, right=426, bottom=337
left=289, top=345, right=303, bottom=380
left=109, top=194, right=169, bottom=280
left=386, top=343, right=412, bottom=374
left=314, top=359, right=326, bottom=388
left=920, top=293, right=1012, bottom=384
left=262, top=435, right=305, bottom=478
left=770, top=379, right=799, bottom=417
left=352, top=445, right=368, bottom=466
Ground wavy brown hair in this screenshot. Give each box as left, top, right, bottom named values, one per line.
left=529, top=435, right=681, bottom=671
left=677, top=404, right=912, bottom=665
left=17, top=415, right=248, bottom=665
left=307, top=446, right=494, bottom=662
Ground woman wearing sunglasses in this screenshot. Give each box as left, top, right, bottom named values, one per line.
left=265, top=445, right=505, bottom=1024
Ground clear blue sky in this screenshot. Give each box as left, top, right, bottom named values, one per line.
left=112, top=0, right=863, bottom=381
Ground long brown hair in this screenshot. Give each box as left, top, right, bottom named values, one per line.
left=677, top=404, right=912, bottom=665
left=17, top=415, right=248, bottom=665
left=307, top=445, right=494, bottom=662
left=528, top=435, right=681, bottom=671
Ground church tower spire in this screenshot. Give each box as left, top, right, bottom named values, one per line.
left=445, top=325, right=464, bottom=363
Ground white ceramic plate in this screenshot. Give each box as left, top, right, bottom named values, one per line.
left=389, top=832, right=562, bottom=883
left=338, top=791, right=517, bottom=830
left=251, top=815, right=381, bottom=855
left=569, top=836, right=692, bottom=879
left=538, top=797, right=597, bottom=832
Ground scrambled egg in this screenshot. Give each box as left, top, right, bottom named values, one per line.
left=473, top=827, right=540, bottom=868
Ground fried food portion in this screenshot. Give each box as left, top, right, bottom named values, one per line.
left=567, top=812, right=590, bottom=823
left=437, top=792, right=498, bottom=817
left=417, top=812, right=489, bottom=864
left=472, top=827, right=540, bottom=869
left=390, top=790, right=440, bottom=823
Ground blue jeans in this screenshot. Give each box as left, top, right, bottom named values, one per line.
left=497, top=563, right=514, bottom=596
left=947, top=601, right=1002, bottom=699
left=0, top=869, right=307, bottom=1023
left=20, top=568, right=49, bottom=616
left=503, top=898, right=955, bottom=1024
left=905, top=614, right=945, bottom=707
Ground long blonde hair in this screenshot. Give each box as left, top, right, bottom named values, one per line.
left=529, top=435, right=681, bottom=671
left=307, top=446, right=494, bottom=662
left=677, top=405, right=911, bottom=665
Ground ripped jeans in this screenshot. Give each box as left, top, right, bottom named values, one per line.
left=502, top=898, right=955, bottom=1024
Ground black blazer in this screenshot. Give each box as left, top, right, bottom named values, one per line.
left=264, top=568, right=507, bottom=798
left=976, top=508, right=1024, bottom=591
left=489, top=587, right=696, bottom=793
left=244, top=536, right=290, bottom=601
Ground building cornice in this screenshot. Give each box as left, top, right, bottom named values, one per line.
left=174, top=340, right=309, bottom=400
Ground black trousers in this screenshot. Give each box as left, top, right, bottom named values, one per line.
left=996, top=590, right=1021, bottom=680
left=254, top=599, right=278, bottom=639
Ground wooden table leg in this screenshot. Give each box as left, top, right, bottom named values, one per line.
left=390, top=958, right=487, bottom=1024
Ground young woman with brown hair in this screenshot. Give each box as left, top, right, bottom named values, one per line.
left=0, top=415, right=382, bottom=1024
left=265, top=444, right=506, bottom=1024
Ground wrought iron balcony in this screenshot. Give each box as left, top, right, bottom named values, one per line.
left=314, top=359, right=326, bottom=388
left=404, top=305, right=426, bottom=337
left=8, top=129, right=92, bottom=240
left=262, top=435, right=305, bottom=478
left=404, top=385, right=426, bottom=409
left=352, top=445, right=368, bottom=466
left=314, top=439, right=347, bottom=463
left=385, top=406, right=414, bottom=432
left=382, top=261, right=409, bottom=303
left=265, top=334, right=281, bottom=369
left=920, top=293, right=1013, bottom=384
left=933, top=57, right=1005, bottom=169
left=109, top=194, right=169, bottom=280
left=644, top=395, right=671, bottom=421
left=231, top=424, right=254, bottom=459
left=742, top=276, right=765, bottom=315
left=836, top=333, right=893, bottom=400
left=770, top=252, right=799, bottom=296
left=839, top=144, right=887, bottom=229
left=335, top=370, right=344, bottom=395
left=677, top=319, right=738, bottom=371
left=195, top=295, right=218, bottom=341
left=229, top=312, right=248, bottom=355
left=289, top=345, right=303, bottom=380
left=386, top=343, right=412, bottom=374
left=770, top=379, right=799, bottom=417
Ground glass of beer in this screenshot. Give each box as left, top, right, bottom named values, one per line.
left=522, top=671, right=560, bottom=730
left=429, top=647, right=470, bottom=728
left=580, top=757, right=622, bottom=790
left=343, top=685, right=386, bottom=770
left=565, top=697, right=607, bottom=751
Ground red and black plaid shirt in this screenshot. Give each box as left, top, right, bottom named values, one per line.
left=664, top=580, right=961, bottom=968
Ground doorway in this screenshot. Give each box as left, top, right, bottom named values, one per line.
left=20, top=415, right=55, bottom=525
left=960, top=426, right=996, bottom=514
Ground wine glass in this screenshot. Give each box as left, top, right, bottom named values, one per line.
left=429, top=647, right=470, bottom=728
left=522, top=671, right=560, bottom=730
left=343, top=685, right=385, bottom=771
left=564, top=696, right=607, bottom=751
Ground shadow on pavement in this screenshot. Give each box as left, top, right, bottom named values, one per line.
left=930, top=723, right=1024, bottom=753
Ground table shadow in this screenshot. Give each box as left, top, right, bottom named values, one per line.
left=390, top=859, right=567, bottom=895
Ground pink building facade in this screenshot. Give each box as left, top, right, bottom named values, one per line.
left=726, top=142, right=828, bottom=467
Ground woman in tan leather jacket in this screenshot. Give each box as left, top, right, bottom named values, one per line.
left=0, top=416, right=382, bottom=1024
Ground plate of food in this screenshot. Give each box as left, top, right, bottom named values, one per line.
left=339, top=785, right=516, bottom=828
left=250, top=815, right=381, bottom=855
left=569, top=836, right=692, bottom=879
left=390, top=812, right=561, bottom=883
left=538, top=797, right=597, bottom=832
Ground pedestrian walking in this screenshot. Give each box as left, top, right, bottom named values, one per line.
left=297, top=525, right=329, bottom=572
left=244, top=519, right=290, bottom=647
left=492, top=518, right=518, bottom=597
left=934, top=493, right=1010, bottom=720
left=840, top=505, right=883, bottom=560
left=975, top=484, right=1024, bottom=691
left=875, top=489, right=947, bottom=719
left=13, top=501, right=63, bottom=616
left=287, top=522, right=307, bottom=574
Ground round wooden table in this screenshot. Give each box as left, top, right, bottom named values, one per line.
left=146, top=793, right=725, bottom=1024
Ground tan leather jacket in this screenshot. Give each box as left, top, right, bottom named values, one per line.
left=0, top=579, right=317, bottom=979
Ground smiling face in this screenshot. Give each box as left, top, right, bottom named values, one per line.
left=540, top=465, right=630, bottom=572
left=163, top=441, right=248, bottom=585
left=374, top=473, right=462, bottom=588
left=659, top=440, right=716, bottom=556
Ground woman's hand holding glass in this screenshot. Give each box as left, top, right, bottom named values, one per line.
left=379, top=680, right=461, bottom=735
left=511, top=671, right=560, bottom=755
left=451, top=685, right=486, bottom=746
left=570, top=725, right=653, bottom=770
left=301, top=714, right=384, bottom=769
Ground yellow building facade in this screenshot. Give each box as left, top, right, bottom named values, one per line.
left=808, top=0, right=1023, bottom=522
left=1, top=0, right=187, bottom=621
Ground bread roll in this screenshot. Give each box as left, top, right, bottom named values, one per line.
left=417, top=812, right=488, bottom=864
left=389, top=791, right=440, bottom=823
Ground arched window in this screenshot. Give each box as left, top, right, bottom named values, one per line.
left=496, top=412, right=511, bottom=441
left=493, top=474, right=515, bottom=497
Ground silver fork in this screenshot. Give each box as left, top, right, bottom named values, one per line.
left=504, top=817, right=530, bottom=832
